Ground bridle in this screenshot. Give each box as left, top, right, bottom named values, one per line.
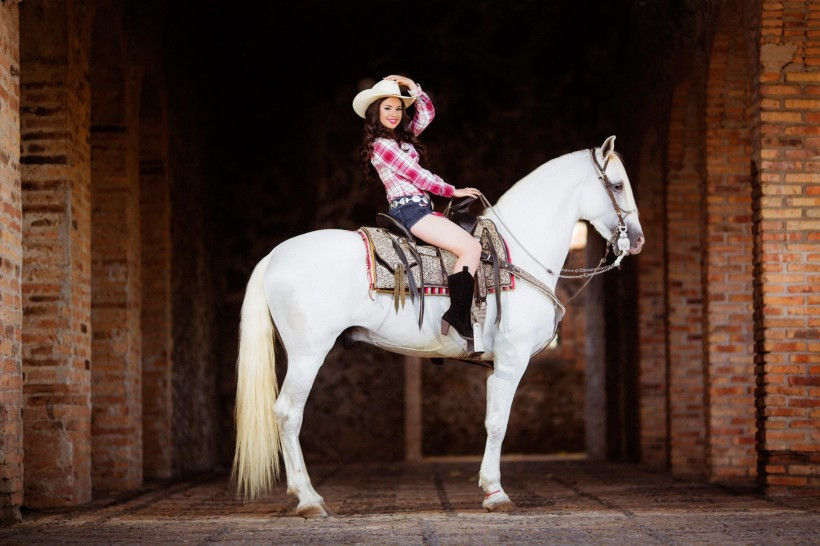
left=483, top=148, right=635, bottom=282
left=588, top=148, right=632, bottom=264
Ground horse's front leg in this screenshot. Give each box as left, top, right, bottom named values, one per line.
left=479, top=354, right=528, bottom=512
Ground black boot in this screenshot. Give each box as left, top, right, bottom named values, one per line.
left=441, top=267, right=475, bottom=340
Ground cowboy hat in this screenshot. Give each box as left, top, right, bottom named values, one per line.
left=352, top=79, right=416, bottom=118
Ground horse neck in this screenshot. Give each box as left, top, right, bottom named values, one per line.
left=486, top=152, right=588, bottom=287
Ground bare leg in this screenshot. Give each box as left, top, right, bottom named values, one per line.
left=410, top=214, right=481, bottom=274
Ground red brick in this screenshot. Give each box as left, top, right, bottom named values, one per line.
left=20, top=0, right=93, bottom=508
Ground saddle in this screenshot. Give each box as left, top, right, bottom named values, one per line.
left=356, top=198, right=565, bottom=366
left=357, top=217, right=514, bottom=329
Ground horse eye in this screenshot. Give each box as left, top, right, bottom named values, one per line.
left=613, top=183, right=624, bottom=191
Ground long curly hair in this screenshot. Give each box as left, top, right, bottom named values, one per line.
left=359, top=95, right=427, bottom=185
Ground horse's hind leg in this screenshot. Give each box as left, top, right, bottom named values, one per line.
left=479, top=355, right=528, bottom=512
left=274, top=346, right=333, bottom=518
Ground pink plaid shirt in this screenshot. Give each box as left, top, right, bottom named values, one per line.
left=370, top=86, right=455, bottom=202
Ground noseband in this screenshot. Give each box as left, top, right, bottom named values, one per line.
left=589, top=148, right=631, bottom=262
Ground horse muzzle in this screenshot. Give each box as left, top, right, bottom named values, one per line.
left=630, top=235, right=645, bottom=255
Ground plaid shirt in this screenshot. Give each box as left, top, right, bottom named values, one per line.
left=370, top=86, right=455, bottom=202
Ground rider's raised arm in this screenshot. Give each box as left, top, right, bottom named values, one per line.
left=408, top=85, right=435, bottom=137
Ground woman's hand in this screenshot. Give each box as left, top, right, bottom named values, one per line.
left=453, top=187, right=481, bottom=199
left=384, top=74, right=417, bottom=91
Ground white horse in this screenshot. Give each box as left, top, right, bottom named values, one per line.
left=232, top=135, right=644, bottom=517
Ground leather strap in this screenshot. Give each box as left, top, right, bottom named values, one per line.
left=404, top=242, right=426, bottom=328
left=481, top=231, right=503, bottom=326
left=497, top=259, right=566, bottom=320
left=389, top=235, right=426, bottom=329
left=391, top=237, right=417, bottom=307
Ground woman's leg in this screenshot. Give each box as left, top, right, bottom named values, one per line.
left=410, top=214, right=482, bottom=274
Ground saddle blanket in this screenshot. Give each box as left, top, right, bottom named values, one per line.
left=357, top=219, right=515, bottom=295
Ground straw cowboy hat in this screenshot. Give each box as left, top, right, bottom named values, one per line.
left=352, top=79, right=416, bottom=118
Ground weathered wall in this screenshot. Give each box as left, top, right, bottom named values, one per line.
left=89, top=0, right=143, bottom=492
left=703, top=0, right=757, bottom=482
left=0, top=0, right=22, bottom=525
left=752, top=0, right=820, bottom=495
left=19, top=0, right=93, bottom=508
left=665, top=76, right=709, bottom=475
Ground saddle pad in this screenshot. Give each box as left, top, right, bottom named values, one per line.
left=357, top=219, right=514, bottom=295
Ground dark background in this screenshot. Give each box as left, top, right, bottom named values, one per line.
left=145, top=0, right=689, bottom=465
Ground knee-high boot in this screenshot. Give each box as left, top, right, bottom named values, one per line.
left=441, top=266, right=475, bottom=340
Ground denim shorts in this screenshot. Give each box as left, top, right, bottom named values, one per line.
left=388, top=201, right=434, bottom=230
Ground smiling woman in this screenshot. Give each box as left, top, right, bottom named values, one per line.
left=355, top=75, right=483, bottom=340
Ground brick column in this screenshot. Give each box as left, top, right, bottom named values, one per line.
left=0, top=0, right=22, bottom=525
left=752, top=0, right=820, bottom=495
left=19, top=0, right=93, bottom=507
left=89, top=0, right=142, bottom=491
left=702, top=0, right=757, bottom=483
left=139, top=78, right=173, bottom=479
left=665, top=79, right=707, bottom=475
left=636, top=130, right=669, bottom=468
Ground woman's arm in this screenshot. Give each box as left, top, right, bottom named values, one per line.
left=383, top=75, right=435, bottom=136
left=407, top=86, right=435, bottom=136
left=372, top=139, right=454, bottom=198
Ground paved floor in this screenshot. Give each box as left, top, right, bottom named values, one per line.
left=1, top=459, right=818, bottom=545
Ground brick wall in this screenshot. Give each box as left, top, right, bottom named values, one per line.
left=635, top=128, right=669, bottom=468
left=702, top=0, right=758, bottom=483
left=0, top=0, right=22, bottom=525
left=665, top=78, right=708, bottom=475
left=19, top=0, right=93, bottom=507
left=139, top=73, right=173, bottom=479
left=89, top=0, right=142, bottom=492
left=752, top=0, right=820, bottom=495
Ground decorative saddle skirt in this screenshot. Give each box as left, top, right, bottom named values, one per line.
left=357, top=219, right=514, bottom=296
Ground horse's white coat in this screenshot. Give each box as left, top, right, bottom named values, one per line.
left=232, top=138, right=644, bottom=516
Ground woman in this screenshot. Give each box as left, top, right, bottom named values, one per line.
left=354, top=75, right=482, bottom=340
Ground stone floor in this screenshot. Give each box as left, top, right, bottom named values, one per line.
left=1, top=458, right=818, bottom=545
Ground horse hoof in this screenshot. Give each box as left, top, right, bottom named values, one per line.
left=297, top=502, right=331, bottom=518
left=484, top=498, right=517, bottom=513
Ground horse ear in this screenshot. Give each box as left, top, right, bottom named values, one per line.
left=601, top=135, right=616, bottom=157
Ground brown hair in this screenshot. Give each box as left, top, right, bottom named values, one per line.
left=359, top=95, right=427, bottom=185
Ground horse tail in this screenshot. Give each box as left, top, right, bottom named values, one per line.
left=231, top=251, right=280, bottom=500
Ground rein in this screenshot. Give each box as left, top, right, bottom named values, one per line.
left=478, top=149, right=632, bottom=301
left=481, top=150, right=631, bottom=277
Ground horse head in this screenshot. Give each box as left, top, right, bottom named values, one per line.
left=580, top=136, right=644, bottom=256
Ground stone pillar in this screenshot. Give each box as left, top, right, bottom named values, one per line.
left=89, top=0, right=142, bottom=491
left=752, top=0, right=820, bottom=495
left=0, top=0, right=23, bottom=525
left=19, top=0, right=93, bottom=507
left=665, top=79, right=707, bottom=475
left=702, top=0, right=757, bottom=483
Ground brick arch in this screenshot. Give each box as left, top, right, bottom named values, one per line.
left=703, top=0, right=756, bottom=484
left=89, top=0, right=142, bottom=492
left=138, top=66, right=174, bottom=479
